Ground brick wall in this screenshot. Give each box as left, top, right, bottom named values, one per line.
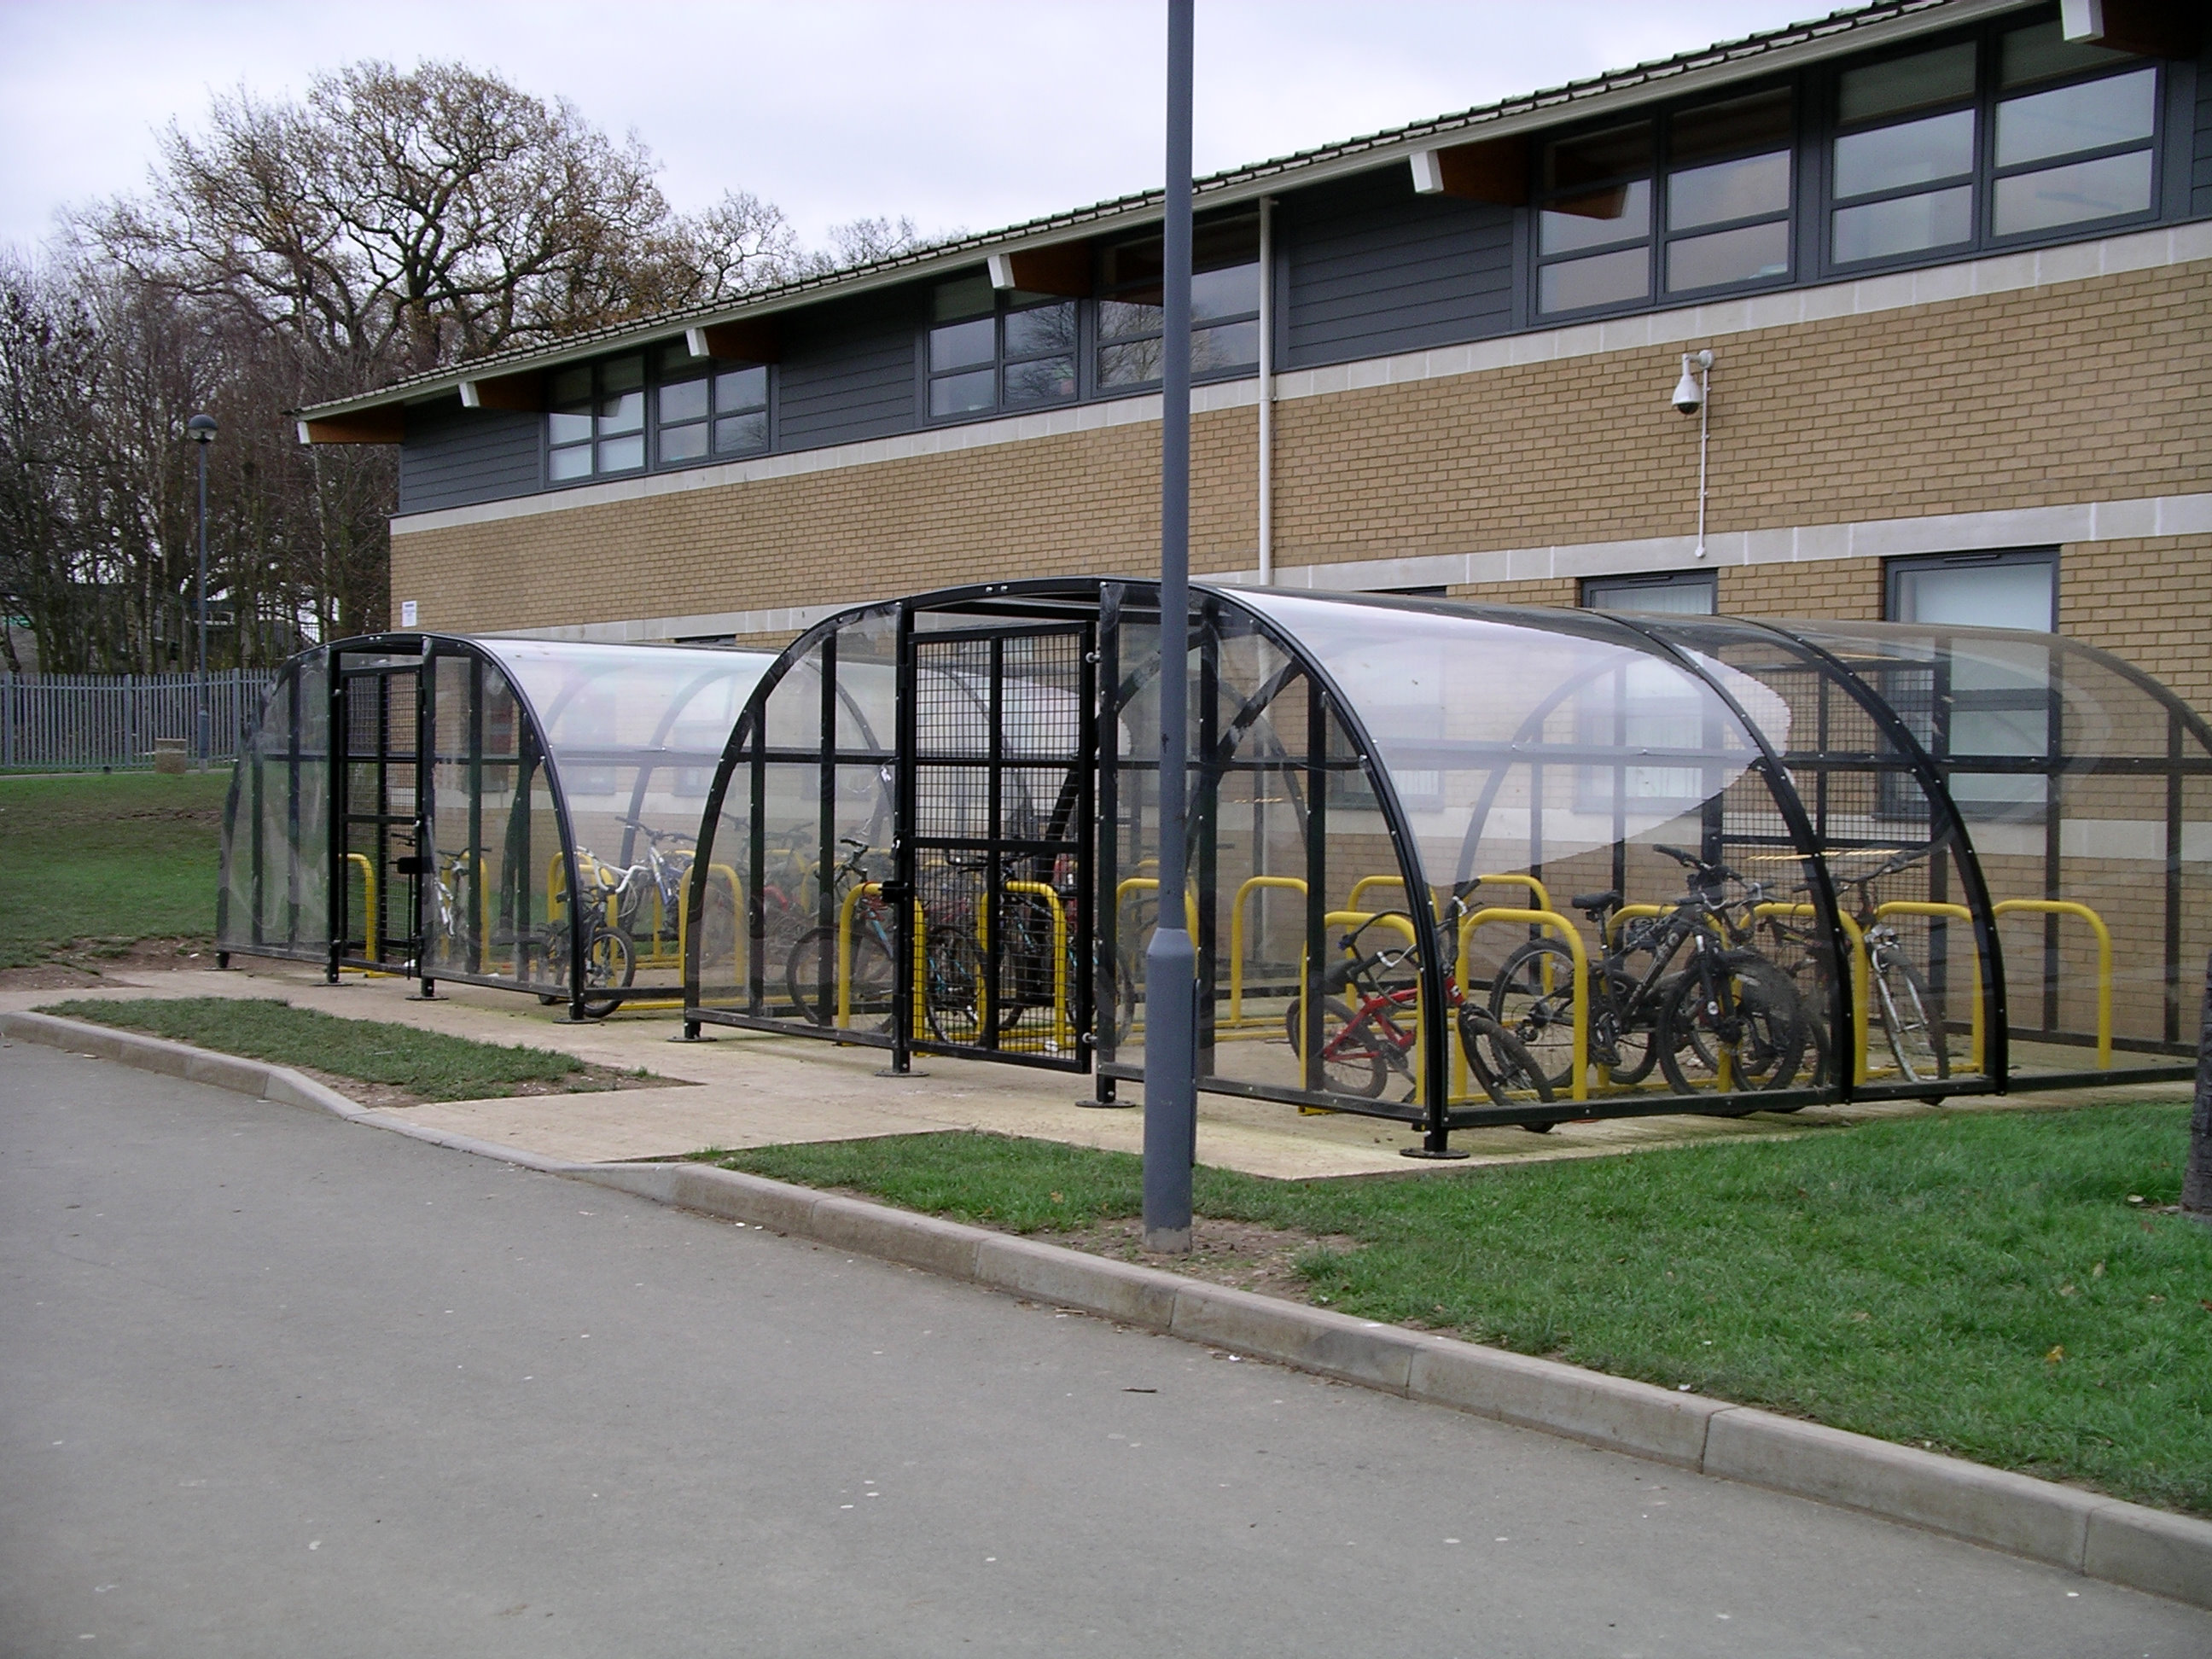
left=394, top=259, right=2212, bottom=715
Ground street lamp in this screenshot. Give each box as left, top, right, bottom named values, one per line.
left=1143, top=0, right=1197, bottom=1254
left=186, top=412, right=217, bottom=765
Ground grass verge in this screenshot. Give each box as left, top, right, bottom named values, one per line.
left=0, top=771, right=229, bottom=967
left=713, top=1105, right=2212, bottom=1516
left=37, top=997, right=661, bottom=1102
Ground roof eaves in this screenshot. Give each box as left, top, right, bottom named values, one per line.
left=304, top=0, right=2019, bottom=422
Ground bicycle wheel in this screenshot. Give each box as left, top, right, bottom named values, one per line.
left=783, top=925, right=896, bottom=1030
left=1284, top=995, right=1388, bottom=1098
left=923, top=926, right=984, bottom=1044
left=1487, top=939, right=1580, bottom=1092
left=579, top=925, right=635, bottom=1020
left=1457, top=1002, right=1556, bottom=1116
left=1874, top=953, right=1950, bottom=1091
left=1657, top=952, right=1806, bottom=1100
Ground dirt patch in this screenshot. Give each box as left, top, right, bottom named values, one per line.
left=0, top=937, right=216, bottom=989
left=1031, top=1215, right=1361, bottom=1305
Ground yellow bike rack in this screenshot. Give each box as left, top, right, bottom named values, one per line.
left=344, top=852, right=381, bottom=969
left=1291, top=910, right=1426, bottom=1100
left=1227, top=876, right=1308, bottom=1025
left=1115, top=876, right=1201, bottom=934
left=980, top=880, right=1072, bottom=1052
left=1870, top=901, right=1984, bottom=1072
left=1991, top=898, right=2112, bottom=1068
left=1752, top=902, right=1870, bottom=1086
left=1456, top=905, right=1589, bottom=1103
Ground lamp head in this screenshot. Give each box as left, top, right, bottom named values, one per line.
left=186, top=412, right=218, bottom=445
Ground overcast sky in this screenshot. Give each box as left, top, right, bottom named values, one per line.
left=2, top=1, right=1836, bottom=254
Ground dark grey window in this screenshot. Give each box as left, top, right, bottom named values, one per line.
left=1580, top=568, right=1718, bottom=614
left=1536, top=119, right=1654, bottom=315
left=1886, top=547, right=2057, bottom=820
left=1990, top=23, right=2157, bottom=238
left=1665, top=89, right=1794, bottom=295
left=549, top=355, right=645, bottom=481
left=656, top=343, right=769, bottom=462
left=1096, top=217, right=1260, bottom=389
left=1537, top=86, right=1795, bottom=317
left=1830, top=25, right=2155, bottom=268
left=925, top=273, right=1077, bottom=420
left=1830, top=41, right=1980, bottom=264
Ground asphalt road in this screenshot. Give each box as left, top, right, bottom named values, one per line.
left=4, top=1039, right=2208, bottom=1658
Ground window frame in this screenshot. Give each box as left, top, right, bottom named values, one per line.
left=1882, top=545, right=2060, bottom=824
left=545, top=348, right=775, bottom=488
left=920, top=280, right=1081, bottom=425
left=1090, top=213, right=1264, bottom=399
left=1580, top=568, right=1719, bottom=614
left=1816, top=20, right=2164, bottom=280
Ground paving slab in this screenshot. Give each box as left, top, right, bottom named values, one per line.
left=5, top=958, right=2186, bottom=1176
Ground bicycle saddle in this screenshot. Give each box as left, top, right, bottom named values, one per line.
left=1570, top=889, right=1621, bottom=916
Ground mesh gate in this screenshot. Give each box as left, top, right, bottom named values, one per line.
left=905, top=624, right=1094, bottom=1068
left=335, top=657, right=424, bottom=972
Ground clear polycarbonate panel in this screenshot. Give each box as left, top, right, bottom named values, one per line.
left=217, top=661, right=329, bottom=961
left=423, top=650, right=546, bottom=987
left=1631, top=615, right=1989, bottom=1093
left=474, top=638, right=774, bottom=995
left=1785, top=620, right=2212, bottom=1074
left=696, top=620, right=899, bottom=1029
left=1230, top=590, right=1830, bottom=1110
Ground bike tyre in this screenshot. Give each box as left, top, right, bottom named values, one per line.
left=1487, top=939, right=1580, bottom=1093
left=1656, top=952, right=1806, bottom=1103
left=1284, top=995, right=1388, bottom=1099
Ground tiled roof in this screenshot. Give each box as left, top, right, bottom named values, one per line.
left=306, top=0, right=1994, bottom=417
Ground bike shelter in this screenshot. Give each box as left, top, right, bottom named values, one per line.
left=684, top=580, right=2212, bottom=1155
left=217, top=632, right=775, bottom=1016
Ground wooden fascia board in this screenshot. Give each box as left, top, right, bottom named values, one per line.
left=684, top=320, right=781, bottom=363
left=1409, top=136, right=1530, bottom=204
left=457, top=370, right=544, bottom=411
left=986, top=242, right=1094, bottom=296
left=295, top=407, right=406, bottom=445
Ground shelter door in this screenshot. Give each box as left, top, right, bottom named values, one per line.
left=333, top=653, right=428, bottom=974
left=905, top=623, right=1095, bottom=1070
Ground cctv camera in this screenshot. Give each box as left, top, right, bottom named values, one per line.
left=1671, top=350, right=1712, bottom=416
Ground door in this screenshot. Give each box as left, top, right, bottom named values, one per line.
left=903, top=622, right=1095, bottom=1068
left=332, top=651, right=428, bottom=975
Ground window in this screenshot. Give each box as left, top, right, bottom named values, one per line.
left=1581, top=569, right=1718, bottom=615
left=1095, top=218, right=1260, bottom=390
left=1830, top=41, right=1980, bottom=265
left=1830, top=26, right=2153, bottom=267
left=1990, top=22, right=2156, bottom=239
left=548, top=356, right=646, bottom=480
left=1664, top=89, right=1794, bottom=294
left=925, top=273, right=1078, bottom=420
left=1536, top=119, right=1653, bottom=315
left=1537, top=87, right=1794, bottom=316
left=1887, top=548, right=2057, bottom=819
left=655, top=344, right=769, bottom=462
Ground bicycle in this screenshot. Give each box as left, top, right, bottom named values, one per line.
left=1484, top=845, right=1807, bottom=1105
left=1763, top=846, right=1949, bottom=1097
left=785, top=837, right=899, bottom=1030
left=1285, top=909, right=1555, bottom=1117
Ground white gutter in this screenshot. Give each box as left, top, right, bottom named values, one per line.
left=1257, top=195, right=1277, bottom=586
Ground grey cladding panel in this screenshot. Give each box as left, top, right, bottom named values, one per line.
left=1283, top=171, right=1514, bottom=370
left=2195, top=43, right=2212, bottom=215
left=777, top=292, right=921, bottom=450
left=398, top=401, right=540, bottom=513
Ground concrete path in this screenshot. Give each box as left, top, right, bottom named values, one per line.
left=6, top=1043, right=2207, bottom=1657
left=5, top=960, right=2179, bottom=1177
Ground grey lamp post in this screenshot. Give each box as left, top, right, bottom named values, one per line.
left=1142, top=0, right=1197, bottom=1254
left=186, top=412, right=217, bottom=765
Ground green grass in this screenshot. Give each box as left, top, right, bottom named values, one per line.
left=39, top=997, right=593, bottom=1102
left=0, top=771, right=230, bottom=966
left=714, top=1106, right=2212, bottom=1516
